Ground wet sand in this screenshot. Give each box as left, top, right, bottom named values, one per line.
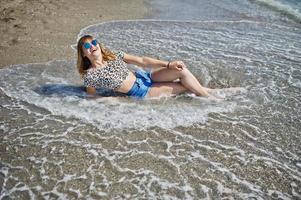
left=0, top=0, right=150, bottom=68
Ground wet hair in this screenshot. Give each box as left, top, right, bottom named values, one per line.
left=76, top=34, right=117, bottom=77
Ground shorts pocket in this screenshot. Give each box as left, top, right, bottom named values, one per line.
left=135, top=70, right=152, bottom=86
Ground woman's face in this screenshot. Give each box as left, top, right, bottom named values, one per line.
left=82, top=38, right=102, bottom=61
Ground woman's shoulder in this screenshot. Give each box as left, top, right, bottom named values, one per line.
left=83, top=68, right=94, bottom=78
left=113, top=50, right=124, bottom=60
left=83, top=69, right=98, bottom=88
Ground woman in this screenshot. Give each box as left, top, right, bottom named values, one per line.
left=77, top=34, right=219, bottom=99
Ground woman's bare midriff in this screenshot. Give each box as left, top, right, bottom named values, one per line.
left=114, top=71, right=137, bottom=94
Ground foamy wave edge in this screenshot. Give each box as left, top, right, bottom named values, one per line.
left=253, top=0, right=301, bottom=23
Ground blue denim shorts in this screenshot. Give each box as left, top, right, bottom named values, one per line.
left=127, top=70, right=153, bottom=99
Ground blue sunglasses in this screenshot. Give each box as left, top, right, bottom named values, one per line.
left=82, top=39, right=98, bottom=49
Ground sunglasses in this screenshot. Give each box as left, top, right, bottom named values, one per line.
left=82, top=39, right=98, bottom=49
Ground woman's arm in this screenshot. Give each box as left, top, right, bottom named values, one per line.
left=86, top=86, right=103, bottom=99
left=123, top=52, right=169, bottom=69
left=86, top=86, right=97, bottom=95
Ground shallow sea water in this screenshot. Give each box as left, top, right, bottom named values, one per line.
left=1, top=0, right=301, bottom=199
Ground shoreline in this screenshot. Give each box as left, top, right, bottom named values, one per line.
left=0, top=0, right=151, bottom=68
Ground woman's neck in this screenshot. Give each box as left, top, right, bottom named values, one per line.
left=91, top=57, right=107, bottom=68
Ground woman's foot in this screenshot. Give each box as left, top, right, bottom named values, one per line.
left=206, top=87, right=246, bottom=99
left=206, top=88, right=225, bottom=100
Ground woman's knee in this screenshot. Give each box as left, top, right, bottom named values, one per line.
left=178, top=68, right=191, bottom=78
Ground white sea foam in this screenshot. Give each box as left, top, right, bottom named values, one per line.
left=253, top=0, right=301, bottom=22
left=0, top=60, right=241, bottom=131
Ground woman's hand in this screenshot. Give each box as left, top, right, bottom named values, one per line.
left=168, top=61, right=186, bottom=71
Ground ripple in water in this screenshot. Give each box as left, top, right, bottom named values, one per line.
left=0, top=20, right=300, bottom=199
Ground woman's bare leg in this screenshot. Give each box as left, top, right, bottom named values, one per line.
left=151, top=67, right=211, bottom=97
left=146, top=82, right=188, bottom=98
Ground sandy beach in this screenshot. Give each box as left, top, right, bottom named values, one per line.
left=0, top=0, right=150, bottom=68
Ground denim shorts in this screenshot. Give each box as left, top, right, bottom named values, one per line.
left=127, top=70, right=153, bottom=99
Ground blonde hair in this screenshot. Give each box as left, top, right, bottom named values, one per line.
left=76, top=35, right=117, bottom=78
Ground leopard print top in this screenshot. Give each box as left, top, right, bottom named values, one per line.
left=83, top=51, right=130, bottom=90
